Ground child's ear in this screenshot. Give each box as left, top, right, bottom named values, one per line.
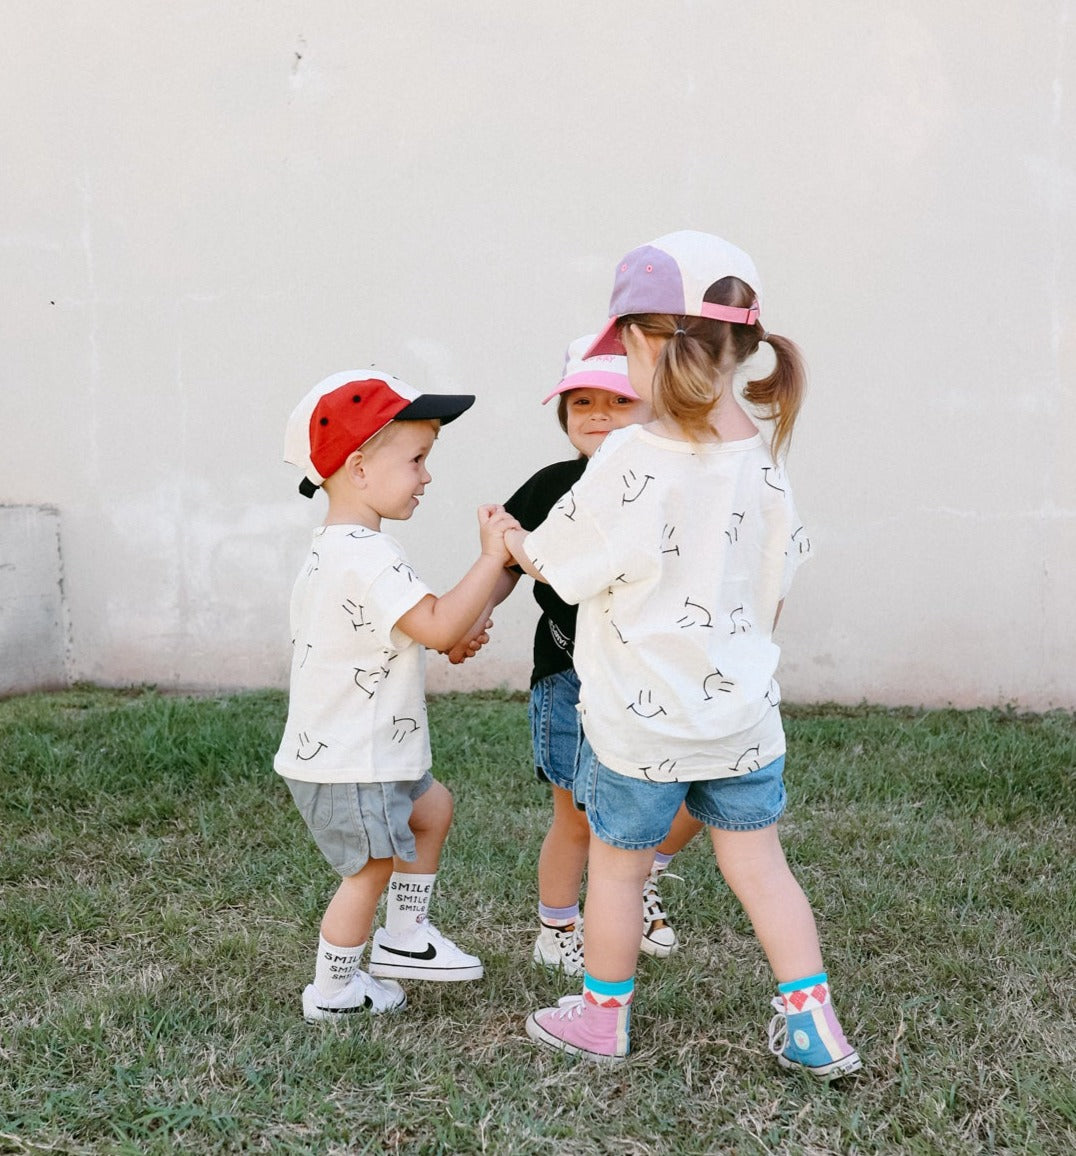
left=343, top=449, right=367, bottom=486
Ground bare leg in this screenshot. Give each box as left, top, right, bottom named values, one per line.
left=582, top=838, right=653, bottom=981
left=398, top=778, right=453, bottom=875
left=709, top=824, right=823, bottom=983
left=655, top=802, right=703, bottom=857
left=320, top=857, right=394, bottom=947
left=538, top=784, right=590, bottom=909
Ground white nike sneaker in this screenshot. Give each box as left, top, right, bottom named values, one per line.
left=302, top=970, right=406, bottom=1022
left=368, top=920, right=484, bottom=981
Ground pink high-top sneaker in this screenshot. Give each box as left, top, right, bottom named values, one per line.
left=525, top=994, right=630, bottom=1063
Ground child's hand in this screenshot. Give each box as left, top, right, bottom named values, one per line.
left=444, top=617, right=493, bottom=664
left=477, top=505, right=522, bottom=563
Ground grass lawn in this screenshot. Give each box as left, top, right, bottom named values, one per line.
left=0, top=687, right=1073, bottom=1154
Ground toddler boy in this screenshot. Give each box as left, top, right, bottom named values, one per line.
left=275, top=370, right=518, bottom=1021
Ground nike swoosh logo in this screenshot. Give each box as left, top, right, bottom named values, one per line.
left=316, top=998, right=372, bottom=1014
left=378, top=942, right=437, bottom=961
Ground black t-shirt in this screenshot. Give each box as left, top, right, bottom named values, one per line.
left=504, top=458, right=586, bottom=687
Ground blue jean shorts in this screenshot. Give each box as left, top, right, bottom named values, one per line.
left=528, top=669, right=582, bottom=791
left=283, top=770, right=433, bottom=877
left=574, top=740, right=786, bottom=850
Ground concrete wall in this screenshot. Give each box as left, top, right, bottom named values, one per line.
left=0, top=506, right=66, bottom=695
left=1, top=2, right=1073, bottom=708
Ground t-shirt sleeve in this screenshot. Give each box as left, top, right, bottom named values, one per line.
left=505, top=461, right=584, bottom=576
left=365, top=554, right=434, bottom=649
left=523, top=451, right=639, bottom=605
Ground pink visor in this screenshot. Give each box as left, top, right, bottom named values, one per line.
left=541, top=368, right=639, bottom=405
left=584, top=299, right=761, bottom=359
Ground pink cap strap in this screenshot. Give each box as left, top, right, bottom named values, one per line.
left=699, top=300, right=760, bottom=325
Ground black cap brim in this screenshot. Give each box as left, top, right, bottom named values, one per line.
left=395, top=394, right=475, bottom=425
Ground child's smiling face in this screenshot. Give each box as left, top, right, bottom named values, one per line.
left=564, top=388, right=651, bottom=458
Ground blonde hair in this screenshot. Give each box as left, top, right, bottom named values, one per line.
left=620, top=276, right=805, bottom=458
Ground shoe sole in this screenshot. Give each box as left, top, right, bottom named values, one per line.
left=302, top=984, right=406, bottom=1022
left=524, top=1013, right=627, bottom=1065
left=777, top=1050, right=863, bottom=1081
left=639, top=934, right=679, bottom=959
left=369, top=961, right=484, bottom=981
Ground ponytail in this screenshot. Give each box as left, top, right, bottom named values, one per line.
left=743, top=330, right=805, bottom=460
left=620, top=278, right=806, bottom=458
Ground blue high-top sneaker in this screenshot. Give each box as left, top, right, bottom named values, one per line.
left=767, top=972, right=862, bottom=1080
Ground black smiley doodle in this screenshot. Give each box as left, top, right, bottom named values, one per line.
left=731, top=746, right=761, bottom=774
left=342, top=599, right=375, bottom=632
left=392, top=716, right=420, bottom=743
left=621, top=470, right=655, bottom=505
left=296, top=732, right=327, bottom=761
left=729, top=605, right=751, bottom=634
left=761, top=466, right=786, bottom=494
left=703, top=668, right=735, bottom=699
left=353, top=665, right=390, bottom=699
left=725, top=512, right=745, bottom=544
left=677, top=597, right=714, bottom=629
left=639, top=758, right=679, bottom=781
left=627, top=689, right=667, bottom=718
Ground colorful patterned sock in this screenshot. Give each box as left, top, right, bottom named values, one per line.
left=583, top=972, right=634, bottom=1009
left=538, top=902, right=580, bottom=928
left=314, top=936, right=365, bottom=996
left=771, top=971, right=859, bottom=1076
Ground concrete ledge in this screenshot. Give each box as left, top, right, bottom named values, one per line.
left=0, top=505, right=67, bottom=696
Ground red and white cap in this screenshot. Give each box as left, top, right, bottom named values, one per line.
left=284, top=370, right=474, bottom=497
left=584, top=230, right=763, bottom=358
left=540, top=335, right=638, bottom=405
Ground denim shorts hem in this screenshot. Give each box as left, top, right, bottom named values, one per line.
left=577, top=742, right=787, bottom=848
left=684, top=798, right=785, bottom=833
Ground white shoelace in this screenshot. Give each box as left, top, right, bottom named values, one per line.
left=767, top=997, right=788, bottom=1055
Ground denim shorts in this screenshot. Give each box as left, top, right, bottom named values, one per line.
left=528, top=669, right=582, bottom=791
left=283, top=770, right=433, bottom=877
left=574, top=740, right=786, bottom=850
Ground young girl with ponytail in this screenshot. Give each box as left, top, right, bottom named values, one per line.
left=505, top=231, right=861, bottom=1078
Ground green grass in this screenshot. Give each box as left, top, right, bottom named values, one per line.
left=0, top=688, right=1073, bottom=1154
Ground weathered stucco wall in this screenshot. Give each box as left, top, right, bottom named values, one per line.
left=1, top=2, right=1073, bottom=707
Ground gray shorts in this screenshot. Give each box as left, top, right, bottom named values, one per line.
left=283, top=770, right=434, bottom=877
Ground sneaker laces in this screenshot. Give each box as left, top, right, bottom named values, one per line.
left=549, top=994, right=586, bottom=1021
left=551, top=924, right=584, bottom=969
left=767, top=997, right=788, bottom=1056
left=642, top=874, right=670, bottom=929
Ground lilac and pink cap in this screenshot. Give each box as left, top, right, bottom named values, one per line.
left=584, top=230, right=763, bottom=358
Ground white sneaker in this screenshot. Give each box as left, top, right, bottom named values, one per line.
left=533, top=922, right=584, bottom=977
left=640, top=871, right=680, bottom=957
left=368, top=920, right=484, bottom=982
left=302, top=970, right=406, bottom=1022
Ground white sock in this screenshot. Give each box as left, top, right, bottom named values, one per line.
left=314, top=936, right=364, bottom=996
left=385, top=872, right=436, bottom=936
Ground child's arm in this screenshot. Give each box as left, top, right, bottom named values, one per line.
left=504, top=528, right=547, bottom=583
left=396, top=506, right=521, bottom=653
left=444, top=566, right=521, bottom=664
